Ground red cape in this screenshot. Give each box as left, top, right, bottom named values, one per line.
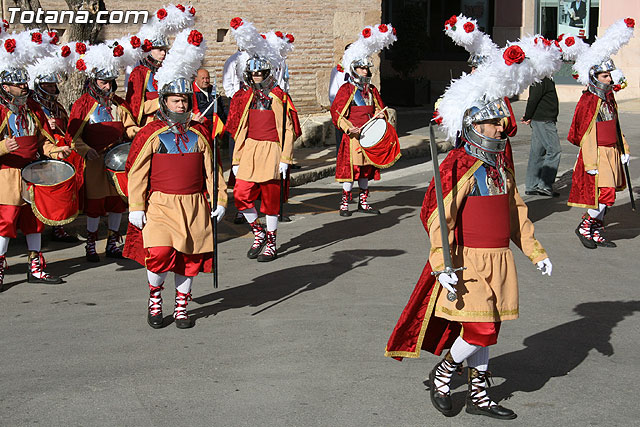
left=126, top=65, right=155, bottom=126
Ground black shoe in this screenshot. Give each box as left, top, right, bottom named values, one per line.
left=524, top=190, right=538, bottom=195
left=147, top=312, right=164, bottom=329
left=27, top=271, right=63, bottom=285
left=357, top=204, right=380, bottom=215
left=428, top=365, right=455, bottom=417
left=86, top=252, right=100, bottom=262
left=536, top=187, right=560, bottom=197
left=466, top=400, right=517, bottom=420
left=175, top=317, right=194, bottom=329
left=595, top=239, right=617, bottom=248
left=575, top=227, right=597, bottom=249
left=290, top=163, right=302, bottom=170
left=51, top=233, right=79, bottom=243
left=257, top=251, right=278, bottom=262
left=339, top=209, right=352, bottom=217
left=105, top=248, right=124, bottom=259
left=233, top=212, right=246, bottom=224
left=247, top=241, right=266, bottom=259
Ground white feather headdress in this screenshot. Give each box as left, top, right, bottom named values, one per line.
left=444, top=14, right=499, bottom=59
left=75, top=39, right=142, bottom=78
left=27, top=42, right=78, bottom=88
left=341, top=24, right=397, bottom=71
left=137, top=4, right=196, bottom=44
left=568, top=18, right=635, bottom=86
left=155, top=28, right=206, bottom=90
left=0, top=29, right=58, bottom=75
left=265, top=30, right=295, bottom=60
left=229, top=17, right=281, bottom=69
left=436, top=35, right=563, bottom=141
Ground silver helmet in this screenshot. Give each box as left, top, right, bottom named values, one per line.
left=33, top=72, right=60, bottom=104
left=462, top=98, right=510, bottom=166
left=87, top=68, right=118, bottom=101
left=158, top=77, right=193, bottom=131
left=588, top=59, right=616, bottom=100
left=243, top=55, right=275, bottom=90
left=0, top=67, right=30, bottom=106
left=349, top=57, right=373, bottom=88
left=149, top=35, right=170, bottom=49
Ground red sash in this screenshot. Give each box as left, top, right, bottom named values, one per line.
left=150, top=152, right=204, bottom=194
left=83, top=121, right=124, bottom=153
left=248, top=109, right=279, bottom=141
left=0, top=135, right=39, bottom=169
left=596, top=120, right=618, bottom=147
left=145, top=91, right=159, bottom=101
left=454, top=194, right=511, bottom=248
left=349, top=105, right=375, bottom=127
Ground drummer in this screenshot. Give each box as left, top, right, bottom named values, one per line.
left=0, top=34, right=70, bottom=288
left=66, top=42, right=139, bottom=263
left=331, top=25, right=397, bottom=217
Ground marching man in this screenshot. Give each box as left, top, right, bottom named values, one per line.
left=559, top=18, right=635, bottom=249
left=385, top=30, right=558, bottom=420
left=225, top=18, right=298, bottom=262
left=331, top=24, right=400, bottom=217
left=124, top=29, right=227, bottom=329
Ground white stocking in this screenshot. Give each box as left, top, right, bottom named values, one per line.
left=357, top=178, right=369, bottom=190
left=107, top=212, right=122, bottom=231
left=342, top=182, right=353, bottom=192
left=147, top=270, right=168, bottom=287
left=265, top=215, right=278, bottom=232
left=450, top=336, right=481, bottom=364
left=0, top=236, right=9, bottom=255
left=588, top=203, right=606, bottom=220
left=86, top=216, right=100, bottom=233
left=25, top=233, right=41, bottom=252
left=240, top=207, right=258, bottom=224
left=467, top=346, right=489, bottom=371
left=175, top=273, right=193, bottom=294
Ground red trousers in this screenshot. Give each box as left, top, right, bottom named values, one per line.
left=598, top=187, right=615, bottom=206
left=144, top=246, right=211, bottom=277
left=234, top=179, right=280, bottom=215
left=460, top=322, right=502, bottom=347
left=85, top=196, right=127, bottom=218
left=0, top=204, right=44, bottom=238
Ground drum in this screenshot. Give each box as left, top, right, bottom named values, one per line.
left=21, top=159, right=79, bottom=225
left=104, top=142, right=131, bottom=198
left=358, top=118, right=402, bottom=169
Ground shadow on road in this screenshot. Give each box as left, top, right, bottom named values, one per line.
left=190, top=249, right=405, bottom=321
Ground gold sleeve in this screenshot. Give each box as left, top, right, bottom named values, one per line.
left=508, top=173, right=548, bottom=263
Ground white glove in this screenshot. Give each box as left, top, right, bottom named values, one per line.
left=279, top=162, right=289, bottom=176
left=211, top=205, right=226, bottom=223
left=232, top=165, right=239, bottom=176
left=129, top=210, right=146, bottom=229
left=536, top=257, right=553, bottom=276
left=437, top=272, right=458, bottom=296
left=586, top=169, right=598, bottom=175
left=621, top=154, right=630, bottom=165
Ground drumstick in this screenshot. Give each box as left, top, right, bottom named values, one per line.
left=360, top=106, right=388, bottom=133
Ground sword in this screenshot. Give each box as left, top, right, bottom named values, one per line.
left=428, top=123, right=465, bottom=301
left=212, top=75, right=219, bottom=289
left=614, top=112, right=635, bottom=211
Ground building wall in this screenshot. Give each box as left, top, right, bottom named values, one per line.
left=2, top=1, right=383, bottom=114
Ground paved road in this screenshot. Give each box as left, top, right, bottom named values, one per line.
left=1, top=101, right=639, bottom=426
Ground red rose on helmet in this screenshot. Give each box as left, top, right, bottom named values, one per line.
left=261, top=34, right=266, bottom=39
left=230, top=17, right=243, bottom=30
left=565, top=36, right=575, bottom=47
left=4, top=38, right=16, bottom=53
left=130, top=36, right=141, bottom=48
left=142, top=39, right=153, bottom=52
left=157, top=8, right=167, bottom=19
left=362, top=28, right=372, bottom=38
left=286, top=34, right=294, bottom=43
left=572, top=73, right=579, bottom=80
left=557, top=33, right=564, bottom=41
left=113, top=45, right=124, bottom=57
left=379, top=24, right=388, bottom=33
left=337, top=64, right=344, bottom=72
left=625, top=18, right=635, bottom=28
left=613, top=84, right=622, bottom=91
left=432, top=111, right=443, bottom=125
left=61, top=45, right=71, bottom=57
left=392, top=27, right=397, bottom=35
left=189, top=7, right=195, bottom=15
left=76, top=59, right=87, bottom=71
left=176, top=4, right=185, bottom=12
left=463, top=22, right=475, bottom=33
left=449, top=15, right=457, bottom=25
left=76, top=42, right=87, bottom=54
left=48, top=31, right=59, bottom=44
left=503, top=45, right=525, bottom=66
left=275, top=31, right=284, bottom=38
left=188, top=30, right=203, bottom=46
left=543, top=38, right=552, bottom=47
left=31, top=32, right=42, bottom=44
left=2, top=19, right=8, bottom=31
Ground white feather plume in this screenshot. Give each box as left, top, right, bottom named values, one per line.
left=27, top=44, right=77, bottom=89
left=444, top=14, right=499, bottom=58
left=138, top=4, right=196, bottom=42
left=114, top=35, right=147, bottom=69
left=0, top=30, right=57, bottom=75
left=155, top=28, right=206, bottom=90
left=341, top=24, right=397, bottom=71
left=558, top=34, right=589, bottom=62
left=229, top=17, right=282, bottom=71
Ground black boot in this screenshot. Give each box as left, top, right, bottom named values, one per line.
left=357, top=189, right=380, bottom=214
left=52, top=226, right=79, bottom=243
left=105, top=230, right=124, bottom=258
left=575, top=213, right=597, bottom=249
left=27, top=251, right=62, bottom=284
left=466, top=367, right=516, bottom=420
left=257, top=230, right=278, bottom=262
left=174, top=290, right=194, bottom=329
left=147, top=283, right=164, bottom=329
left=0, top=254, right=6, bottom=291
left=247, top=220, right=266, bottom=259
left=339, top=190, right=352, bottom=217
left=592, top=218, right=616, bottom=248
left=85, top=231, right=100, bottom=262
left=428, top=351, right=462, bottom=417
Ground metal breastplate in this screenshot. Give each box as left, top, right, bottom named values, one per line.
left=89, top=103, right=117, bottom=124
left=156, top=129, right=199, bottom=154
left=597, top=101, right=615, bottom=122
left=146, top=73, right=157, bottom=93
left=352, top=88, right=371, bottom=107
left=469, top=162, right=507, bottom=196
left=7, top=111, right=36, bottom=137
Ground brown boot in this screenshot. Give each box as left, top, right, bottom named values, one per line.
left=465, top=367, right=516, bottom=420
left=428, top=351, right=462, bottom=417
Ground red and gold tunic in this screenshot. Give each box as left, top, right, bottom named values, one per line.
left=126, top=64, right=160, bottom=128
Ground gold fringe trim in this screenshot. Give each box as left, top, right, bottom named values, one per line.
left=27, top=186, right=79, bottom=226
left=361, top=149, right=402, bottom=169
left=435, top=305, right=519, bottom=318
left=111, top=172, right=128, bottom=200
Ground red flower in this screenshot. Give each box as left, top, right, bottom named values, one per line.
left=187, top=30, right=203, bottom=46
left=392, top=27, right=396, bottom=35
left=76, top=59, right=87, bottom=71
left=432, top=111, right=443, bottom=125
left=2, top=19, right=8, bottom=31
left=61, top=45, right=71, bottom=57
left=4, top=38, right=16, bottom=53
left=613, top=84, right=622, bottom=91
left=113, top=45, right=124, bottom=57
left=565, top=36, right=575, bottom=47
left=336, top=64, right=344, bottom=72
left=275, top=31, right=284, bottom=38
left=189, top=7, right=195, bottom=15
left=75, top=42, right=86, bottom=54
left=463, top=22, right=475, bottom=33
left=176, top=4, right=185, bottom=12
left=362, top=28, right=372, bottom=38
left=130, top=36, right=141, bottom=48
left=557, top=33, right=564, bottom=41
left=379, top=24, right=388, bottom=33
left=260, top=34, right=266, bottom=39
left=286, top=33, right=294, bottom=43
left=625, top=18, right=635, bottom=28
left=572, top=73, right=579, bottom=80
left=503, top=45, right=525, bottom=66
left=230, top=17, right=243, bottom=30
left=157, top=8, right=167, bottom=20
left=448, top=15, right=457, bottom=25
left=142, top=39, right=153, bottom=52
left=554, top=40, right=560, bottom=48
left=48, top=31, right=59, bottom=44
left=543, top=38, right=552, bottom=47
left=31, top=32, right=42, bottom=44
